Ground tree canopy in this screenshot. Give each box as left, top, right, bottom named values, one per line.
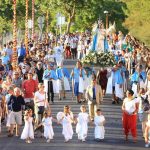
left=0, top=0, right=149, bottom=46
left=122, top=0, right=150, bottom=46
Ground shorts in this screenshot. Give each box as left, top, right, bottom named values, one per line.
left=74, top=82, right=79, bottom=96
left=9, top=111, right=22, bottom=125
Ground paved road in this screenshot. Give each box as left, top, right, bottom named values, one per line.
left=0, top=59, right=146, bottom=150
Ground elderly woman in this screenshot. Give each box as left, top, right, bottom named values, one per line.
left=122, top=89, right=139, bottom=142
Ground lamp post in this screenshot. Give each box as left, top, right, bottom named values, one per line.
left=104, top=10, right=109, bottom=30
left=31, top=0, right=35, bottom=41
left=12, top=0, right=17, bottom=70
left=25, top=0, right=29, bottom=55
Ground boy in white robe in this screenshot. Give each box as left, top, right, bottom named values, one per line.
left=94, top=109, right=105, bottom=141
left=76, top=105, right=89, bottom=142
left=59, top=105, right=74, bottom=143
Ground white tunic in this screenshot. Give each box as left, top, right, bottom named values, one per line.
left=115, top=83, right=124, bottom=99
left=106, top=71, right=113, bottom=94
left=76, top=112, right=89, bottom=140
left=57, top=70, right=70, bottom=91
left=42, top=117, right=54, bottom=139
left=62, top=114, right=73, bottom=141
left=83, top=75, right=92, bottom=91
left=124, top=98, right=137, bottom=114
left=94, top=115, right=105, bottom=139
left=21, top=117, right=34, bottom=139
left=132, top=82, right=138, bottom=97
left=79, top=76, right=84, bottom=93
left=44, top=79, right=59, bottom=93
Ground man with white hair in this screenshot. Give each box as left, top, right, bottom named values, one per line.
left=8, top=87, right=25, bottom=137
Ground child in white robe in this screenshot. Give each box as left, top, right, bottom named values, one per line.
left=21, top=109, right=34, bottom=143
left=59, top=105, right=74, bottom=142
left=76, top=105, right=89, bottom=142
left=42, top=111, right=56, bottom=143
left=94, top=109, right=105, bottom=140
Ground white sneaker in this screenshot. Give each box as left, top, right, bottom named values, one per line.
left=64, top=139, right=69, bottom=143
left=145, top=143, right=149, bottom=148
left=47, top=139, right=50, bottom=143
left=28, top=140, right=32, bottom=143
left=82, top=139, right=86, bottom=142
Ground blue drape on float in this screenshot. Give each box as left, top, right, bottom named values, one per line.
left=104, top=37, right=109, bottom=52
left=91, top=31, right=98, bottom=51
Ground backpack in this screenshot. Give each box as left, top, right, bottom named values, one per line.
left=141, top=95, right=150, bottom=112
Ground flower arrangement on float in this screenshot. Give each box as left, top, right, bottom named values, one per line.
left=81, top=51, right=116, bottom=67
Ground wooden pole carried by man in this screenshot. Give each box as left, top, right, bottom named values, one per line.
left=12, top=0, right=17, bottom=70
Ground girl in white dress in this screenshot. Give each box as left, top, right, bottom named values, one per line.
left=59, top=105, right=74, bottom=142
left=94, top=109, right=105, bottom=140
left=21, top=109, right=34, bottom=143
left=42, top=111, right=56, bottom=143
left=76, top=105, right=89, bottom=142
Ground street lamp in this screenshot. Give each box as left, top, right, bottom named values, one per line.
left=104, top=10, right=109, bottom=30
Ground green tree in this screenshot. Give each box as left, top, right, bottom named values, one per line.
left=48, top=0, right=87, bottom=33
left=73, top=0, right=127, bottom=33
left=122, top=0, right=150, bottom=46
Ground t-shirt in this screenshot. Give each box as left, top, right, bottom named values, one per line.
left=34, top=91, right=45, bottom=107
left=12, top=78, right=22, bottom=88
left=22, top=79, right=38, bottom=98
left=8, top=95, right=25, bottom=112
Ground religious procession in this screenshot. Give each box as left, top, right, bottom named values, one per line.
left=0, top=1, right=150, bottom=150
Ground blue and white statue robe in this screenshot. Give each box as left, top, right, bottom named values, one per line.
left=43, top=69, right=58, bottom=93
left=56, top=67, right=71, bottom=91
left=91, top=30, right=98, bottom=51
left=91, top=27, right=108, bottom=52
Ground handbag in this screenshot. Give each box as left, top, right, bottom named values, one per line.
left=38, top=106, right=45, bottom=114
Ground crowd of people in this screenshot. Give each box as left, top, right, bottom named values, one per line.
left=0, top=22, right=150, bottom=147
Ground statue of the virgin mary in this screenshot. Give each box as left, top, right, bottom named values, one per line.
left=91, top=20, right=109, bottom=52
